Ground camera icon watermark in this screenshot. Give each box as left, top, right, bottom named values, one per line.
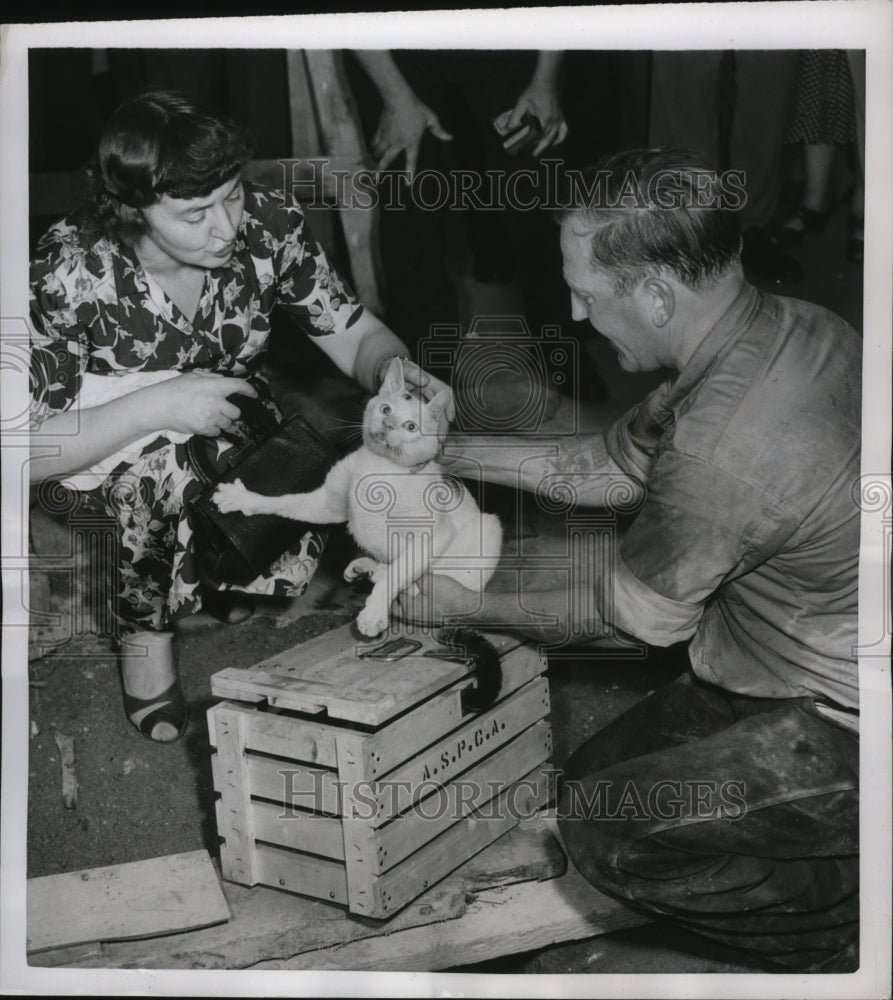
left=419, top=315, right=579, bottom=436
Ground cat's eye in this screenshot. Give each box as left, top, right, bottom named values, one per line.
left=381, top=404, right=391, bottom=415
left=404, top=421, right=417, bottom=432
left=404, top=392, right=412, bottom=401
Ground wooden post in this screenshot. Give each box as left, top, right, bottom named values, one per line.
left=302, top=49, right=384, bottom=313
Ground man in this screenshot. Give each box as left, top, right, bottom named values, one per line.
left=395, top=149, right=861, bottom=972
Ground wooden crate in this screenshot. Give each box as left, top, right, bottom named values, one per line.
left=207, top=624, right=554, bottom=919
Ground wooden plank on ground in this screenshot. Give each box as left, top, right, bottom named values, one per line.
left=30, top=819, right=564, bottom=969
left=26, top=851, right=229, bottom=954
left=254, top=862, right=649, bottom=971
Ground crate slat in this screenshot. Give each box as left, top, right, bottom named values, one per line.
left=213, top=708, right=257, bottom=885
left=335, top=643, right=548, bottom=782
left=370, top=722, right=554, bottom=875
left=254, top=843, right=349, bottom=905
left=212, top=657, right=469, bottom=724
left=212, top=624, right=528, bottom=725
left=364, top=677, right=550, bottom=823
left=209, top=700, right=339, bottom=768
left=252, top=800, right=345, bottom=861
left=249, top=623, right=523, bottom=674
left=360, top=766, right=553, bottom=918
left=247, top=756, right=341, bottom=815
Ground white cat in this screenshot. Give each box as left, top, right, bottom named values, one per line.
left=213, top=359, right=502, bottom=637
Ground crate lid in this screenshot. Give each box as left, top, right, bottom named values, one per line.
left=210, top=623, right=523, bottom=726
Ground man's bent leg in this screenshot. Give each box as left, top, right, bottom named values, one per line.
left=559, top=697, right=858, bottom=971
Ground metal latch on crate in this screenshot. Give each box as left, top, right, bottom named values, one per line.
left=358, top=636, right=423, bottom=661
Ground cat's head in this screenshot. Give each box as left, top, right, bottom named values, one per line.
left=362, top=358, right=451, bottom=467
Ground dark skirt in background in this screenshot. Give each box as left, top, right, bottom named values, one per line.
left=785, top=50, right=857, bottom=145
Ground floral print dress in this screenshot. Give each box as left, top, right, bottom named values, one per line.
left=30, top=182, right=363, bottom=633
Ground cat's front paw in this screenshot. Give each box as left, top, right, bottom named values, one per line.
left=356, top=604, right=389, bottom=637
left=213, top=479, right=257, bottom=515
left=344, top=557, right=379, bottom=582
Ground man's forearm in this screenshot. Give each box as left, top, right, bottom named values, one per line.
left=456, top=584, right=622, bottom=647
left=441, top=433, right=644, bottom=507
left=352, top=51, right=414, bottom=104
left=531, top=51, right=564, bottom=86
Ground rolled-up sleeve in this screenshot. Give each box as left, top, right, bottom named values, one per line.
left=610, top=449, right=799, bottom=646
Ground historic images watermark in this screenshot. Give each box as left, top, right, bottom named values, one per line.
left=276, top=767, right=748, bottom=823
left=278, top=158, right=749, bottom=214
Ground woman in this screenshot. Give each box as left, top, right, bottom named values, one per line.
left=29, top=88, right=448, bottom=743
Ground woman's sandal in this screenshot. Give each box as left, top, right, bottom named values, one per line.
left=122, top=678, right=189, bottom=743
left=202, top=589, right=256, bottom=625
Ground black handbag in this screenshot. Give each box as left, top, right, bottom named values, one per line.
left=186, top=394, right=338, bottom=587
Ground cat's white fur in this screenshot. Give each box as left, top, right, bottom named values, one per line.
left=213, top=359, right=502, bottom=636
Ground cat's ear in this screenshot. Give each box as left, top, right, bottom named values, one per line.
left=381, top=356, right=405, bottom=395
left=425, top=388, right=453, bottom=428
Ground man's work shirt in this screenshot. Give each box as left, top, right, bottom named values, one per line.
left=604, top=284, right=861, bottom=730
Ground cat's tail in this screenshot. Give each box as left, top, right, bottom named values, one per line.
left=436, top=627, right=503, bottom=714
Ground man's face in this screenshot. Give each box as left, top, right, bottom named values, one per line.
left=140, top=174, right=245, bottom=270
left=560, top=220, right=665, bottom=373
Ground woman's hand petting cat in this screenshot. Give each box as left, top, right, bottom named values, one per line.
left=388, top=357, right=456, bottom=427
left=391, top=572, right=482, bottom=626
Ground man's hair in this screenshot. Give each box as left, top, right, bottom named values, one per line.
left=83, top=87, right=253, bottom=244
left=557, top=148, right=742, bottom=296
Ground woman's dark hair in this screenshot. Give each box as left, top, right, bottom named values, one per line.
left=83, top=88, right=253, bottom=244
left=556, top=148, right=742, bottom=296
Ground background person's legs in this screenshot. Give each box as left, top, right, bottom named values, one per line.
left=649, top=51, right=722, bottom=160
left=732, top=50, right=799, bottom=230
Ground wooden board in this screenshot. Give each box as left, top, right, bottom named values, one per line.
left=253, top=859, right=648, bottom=971
left=30, top=820, right=566, bottom=969
left=210, top=624, right=529, bottom=726
left=26, top=851, right=230, bottom=955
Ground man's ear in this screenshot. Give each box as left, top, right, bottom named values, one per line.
left=642, top=277, right=674, bottom=328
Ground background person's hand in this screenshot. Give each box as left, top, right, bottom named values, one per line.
left=391, top=573, right=482, bottom=627
left=372, top=94, right=452, bottom=179
left=499, top=79, right=568, bottom=156
left=153, top=373, right=258, bottom=437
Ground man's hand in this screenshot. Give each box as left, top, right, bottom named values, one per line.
left=372, top=94, right=452, bottom=178
left=391, top=573, right=482, bottom=627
